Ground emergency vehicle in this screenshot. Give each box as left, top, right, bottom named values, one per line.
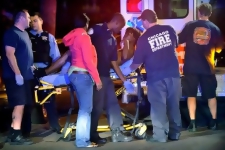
left=119, top=0, right=225, bottom=98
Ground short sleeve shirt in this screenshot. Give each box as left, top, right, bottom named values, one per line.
left=133, top=24, right=180, bottom=83
left=2, top=26, right=33, bottom=80
left=178, top=20, right=224, bottom=75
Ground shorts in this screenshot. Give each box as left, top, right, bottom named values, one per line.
left=4, top=79, right=33, bottom=107
left=182, top=74, right=217, bottom=99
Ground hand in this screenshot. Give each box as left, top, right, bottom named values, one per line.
left=96, top=81, right=103, bottom=91
left=33, top=68, right=47, bottom=78
left=30, top=65, right=37, bottom=72
left=15, top=74, right=24, bottom=85
left=30, top=65, right=37, bottom=73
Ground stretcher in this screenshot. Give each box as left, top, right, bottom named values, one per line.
left=34, top=62, right=148, bottom=141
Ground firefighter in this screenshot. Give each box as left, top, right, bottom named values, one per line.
left=123, top=9, right=182, bottom=142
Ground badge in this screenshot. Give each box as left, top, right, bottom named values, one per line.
left=41, top=36, right=48, bottom=41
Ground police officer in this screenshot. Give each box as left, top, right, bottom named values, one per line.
left=88, top=13, right=133, bottom=144
left=123, top=9, right=182, bottom=142
left=28, top=12, right=61, bottom=133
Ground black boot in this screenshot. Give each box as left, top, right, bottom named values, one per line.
left=146, top=135, right=167, bottom=143
left=51, top=126, right=62, bottom=134
left=111, top=128, right=133, bottom=142
left=168, top=132, right=180, bottom=141
left=5, top=127, right=13, bottom=142
left=208, top=119, right=218, bottom=130
left=90, top=135, right=107, bottom=144
left=187, top=120, right=196, bottom=132
left=10, top=130, right=33, bottom=145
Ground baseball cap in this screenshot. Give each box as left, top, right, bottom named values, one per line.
left=137, top=9, right=157, bottom=23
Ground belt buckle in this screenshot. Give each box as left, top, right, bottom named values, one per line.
left=55, top=88, right=62, bottom=94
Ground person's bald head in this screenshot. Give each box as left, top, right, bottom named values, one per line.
left=109, top=13, right=126, bottom=34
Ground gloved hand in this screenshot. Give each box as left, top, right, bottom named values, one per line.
left=123, top=80, right=135, bottom=93
left=15, top=74, right=24, bottom=85
left=33, top=68, right=47, bottom=78
left=30, top=65, right=37, bottom=73
left=122, top=67, right=132, bottom=76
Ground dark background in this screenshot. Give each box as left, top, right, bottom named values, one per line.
left=0, top=0, right=121, bottom=38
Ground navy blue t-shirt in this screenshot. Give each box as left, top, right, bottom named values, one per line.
left=178, top=20, right=223, bottom=75
left=133, top=25, right=180, bottom=83
left=88, top=23, right=117, bottom=77
left=2, top=26, right=34, bottom=80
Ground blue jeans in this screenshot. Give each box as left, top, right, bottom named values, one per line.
left=69, top=73, right=94, bottom=147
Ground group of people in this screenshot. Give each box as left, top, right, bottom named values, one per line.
left=122, top=2, right=223, bottom=142
left=1, top=2, right=223, bottom=148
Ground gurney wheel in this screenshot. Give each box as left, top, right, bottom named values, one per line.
left=134, top=126, right=147, bottom=139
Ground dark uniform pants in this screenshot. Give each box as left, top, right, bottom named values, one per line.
left=39, top=90, right=60, bottom=128
left=90, top=76, right=124, bottom=138
left=34, top=78, right=60, bottom=129
left=147, top=77, right=182, bottom=140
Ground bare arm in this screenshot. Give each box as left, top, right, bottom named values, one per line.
left=117, top=41, right=135, bottom=66
left=128, top=38, right=146, bottom=72
left=117, top=51, right=122, bottom=65
left=111, top=61, right=126, bottom=82
left=5, top=46, right=21, bottom=75
left=45, top=50, right=70, bottom=74
left=122, top=40, right=135, bottom=60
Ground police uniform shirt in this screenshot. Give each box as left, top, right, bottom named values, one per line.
left=2, top=26, right=33, bottom=80
left=88, top=23, right=118, bottom=77
left=178, top=20, right=223, bottom=75
left=133, top=24, right=180, bottom=84
left=29, top=30, right=61, bottom=68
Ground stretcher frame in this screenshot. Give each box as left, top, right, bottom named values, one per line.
left=34, top=67, right=147, bottom=141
